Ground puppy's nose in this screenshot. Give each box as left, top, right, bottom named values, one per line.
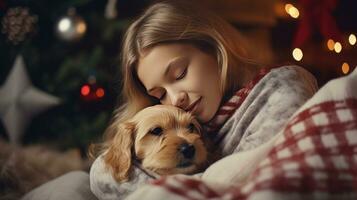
left=179, top=143, right=195, bottom=159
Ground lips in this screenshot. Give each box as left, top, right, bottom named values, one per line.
left=185, top=97, right=201, bottom=113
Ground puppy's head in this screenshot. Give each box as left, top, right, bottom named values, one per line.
left=104, top=105, right=207, bottom=182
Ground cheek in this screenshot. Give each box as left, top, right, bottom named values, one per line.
left=189, top=61, right=221, bottom=99
left=202, top=70, right=222, bottom=121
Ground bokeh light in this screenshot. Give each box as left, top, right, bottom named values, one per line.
left=341, top=62, right=350, bottom=74
left=292, top=48, right=303, bottom=61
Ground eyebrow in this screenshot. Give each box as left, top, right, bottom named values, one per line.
left=147, top=57, right=184, bottom=93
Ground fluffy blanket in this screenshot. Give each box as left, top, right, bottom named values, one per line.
left=90, top=66, right=318, bottom=200
left=125, top=67, right=357, bottom=200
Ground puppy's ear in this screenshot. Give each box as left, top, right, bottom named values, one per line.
left=104, top=122, right=135, bottom=182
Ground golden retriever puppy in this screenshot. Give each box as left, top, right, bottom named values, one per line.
left=104, top=105, right=208, bottom=182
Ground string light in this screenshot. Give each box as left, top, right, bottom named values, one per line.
left=349, top=34, right=356, bottom=45
left=284, top=3, right=353, bottom=76
left=334, top=42, right=342, bottom=53
left=285, top=4, right=299, bottom=18
left=292, top=48, right=303, bottom=61
left=285, top=4, right=293, bottom=13
left=327, top=39, right=335, bottom=51
left=341, top=62, right=350, bottom=74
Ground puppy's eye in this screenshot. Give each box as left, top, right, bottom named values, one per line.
left=187, top=123, right=196, bottom=133
left=149, top=127, right=163, bottom=136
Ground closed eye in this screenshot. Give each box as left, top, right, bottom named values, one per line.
left=158, top=91, right=166, bottom=101
left=176, top=68, right=187, bottom=80
left=153, top=67, right=187, bottom=101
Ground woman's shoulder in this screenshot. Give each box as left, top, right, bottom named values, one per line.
left=267, top=64, right=310, bottom=75
left=259, top=64, right=318, bottom=95
left=264, top=64, right=317, bottom=84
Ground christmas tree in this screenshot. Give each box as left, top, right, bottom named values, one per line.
left=0, top=0, right=150, bottom=153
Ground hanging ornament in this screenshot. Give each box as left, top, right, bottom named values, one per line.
left=0, top=55, right=61, bottom=145
left=1, top=7, right=38, bottom=45
left=105, top=0, right=118, bottom=19
left=55, top=7, right=87, bottom=41
left=80, top=75, right=105, bottom=102
left=293, top=0, right=342, bottom=47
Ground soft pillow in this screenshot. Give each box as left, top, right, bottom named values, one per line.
left=21, top=171, right=97, bottom=200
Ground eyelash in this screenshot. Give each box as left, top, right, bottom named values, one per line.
left=159, top=92, right=166, bottom=101
left=157, top=68, right=187, bottom=101
left=176, top=68, right=187, bottom=80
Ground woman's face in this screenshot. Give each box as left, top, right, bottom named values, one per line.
left=136, top=43, right=223, bottom=123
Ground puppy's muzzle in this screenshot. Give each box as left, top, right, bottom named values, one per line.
left=177, top=143, right=196, bottom=168
left=179, top=143, right=195, bottom=159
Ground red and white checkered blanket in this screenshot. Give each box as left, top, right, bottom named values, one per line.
left=125, top=68, right=357, bottom=200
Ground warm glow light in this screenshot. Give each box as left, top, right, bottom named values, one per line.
left=96, top=88, right=105, bottom=98
left=58, top=18, right=71, bottom=32
left=334, top=42, right=342, bottom=53
left=285, top=4, right=299, bottom=18
left=81, top=85, right=90, bottom=96
left=342, top=62, right=350, bottom=74
left=288, top=6, right=300, bottom=18
left=292, top=48, right=303, bottom=61
left=327, top=39, right=335, bottom=51
left=349, top=34, right=356, bottom=45
left=76, top=22, right=87, bottom=34
left=285, top=4, right=293, bottom=13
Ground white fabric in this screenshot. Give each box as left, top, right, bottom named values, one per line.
left=214, top=65, right=317, bottom=155
left=90, top=156, right=155, bottom=200
left=21, top=171, right=97, bottom=200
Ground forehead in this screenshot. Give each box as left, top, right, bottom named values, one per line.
left=138, top=43, right=194, bottom=68
left=136, top=43, right=195, bottom=88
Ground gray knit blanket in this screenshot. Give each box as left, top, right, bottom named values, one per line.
left=90, top=65, right=318, bottom=200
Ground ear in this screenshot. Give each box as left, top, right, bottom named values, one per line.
left=104, top=122, right=135, bottom=182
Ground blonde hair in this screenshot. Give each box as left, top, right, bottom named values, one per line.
left=97, top=0, right=259, bottom=148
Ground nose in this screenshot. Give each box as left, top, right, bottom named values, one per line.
left=169, top=90, right=187, bottom=109
left=179, top=143, right=195, bottom=159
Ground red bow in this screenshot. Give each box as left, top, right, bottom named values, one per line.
left=293, top=0, right=342, bottom=47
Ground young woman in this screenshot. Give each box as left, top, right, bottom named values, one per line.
left=90, top=1, right=318, bottom=200
left=110, top=0, right=259, bottom=127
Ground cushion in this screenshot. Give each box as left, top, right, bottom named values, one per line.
left=21, top=171, right=98, bottom=200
